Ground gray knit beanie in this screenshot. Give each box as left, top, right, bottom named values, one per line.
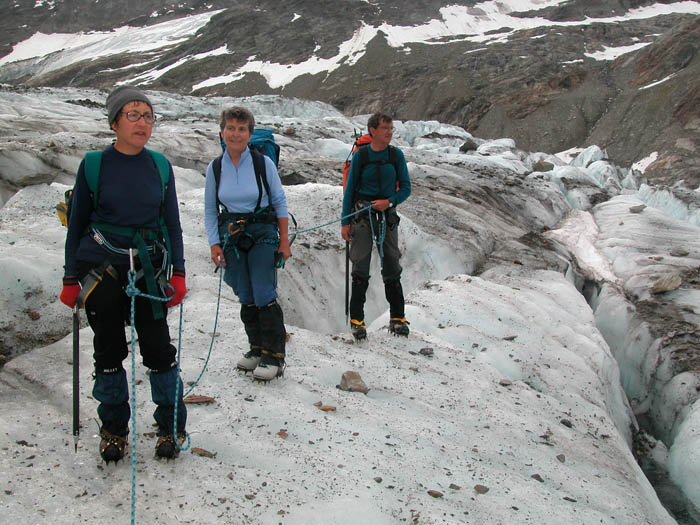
left=106, top=85, right=152, bottom=124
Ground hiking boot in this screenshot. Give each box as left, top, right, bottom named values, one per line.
left=350, top=319, right=367, bottom=340
left=252, top=354, right=285, bottom=383
left=155, top=432, right=186, bottom=460
left=388, top=317, right=410, bottom=337
left=236, top=345, right=262, bottom=373
left=99, top=428, right=128, bottom=464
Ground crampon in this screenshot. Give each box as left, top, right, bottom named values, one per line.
left=388, top=317, right=410, bottom=337
left=99, top=428, right=128, bottom=464
left=155, top=432, right=186, bottom=460
left=350, top=319, right=367, bottom=341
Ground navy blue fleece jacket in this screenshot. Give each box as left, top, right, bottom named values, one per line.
left=63, top=145, right=185, bottom=277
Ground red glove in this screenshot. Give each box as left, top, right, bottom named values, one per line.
left=166, top=271, right=187, bottom=307
left=60, top=277, right=81, bottom=308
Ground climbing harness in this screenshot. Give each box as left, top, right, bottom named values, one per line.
left=217, top=206, right=298, bottom=269
left=92, top=223, right=171, bottom=320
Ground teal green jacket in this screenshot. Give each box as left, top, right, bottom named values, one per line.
left=341, top=145, right=411, bottom=225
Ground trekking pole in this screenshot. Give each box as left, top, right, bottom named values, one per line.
left=72, top=304, right=80, bottom=452
left=344, top=130, right=358, bottom=326
left=345, top=241, right=350, bottom=324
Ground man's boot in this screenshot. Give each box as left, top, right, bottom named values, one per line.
left=385, top=279, right=409, bottom=336
left=388, top=317, right=410, bottom=336
left=350, top=319, right=367, bottom=340
left=349, top=276, right=369, bottom=340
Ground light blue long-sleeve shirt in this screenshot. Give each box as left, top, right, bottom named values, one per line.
left=204, top=148, right=288, bottom=247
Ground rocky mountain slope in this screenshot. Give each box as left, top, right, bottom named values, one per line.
left=0, top=1, right=697, bottom=187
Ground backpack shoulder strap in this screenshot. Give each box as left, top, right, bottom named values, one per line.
left=144, top=149, right=172, bottom=281
left=213, top=154, right=224, bottom=214
left=354, top=145, right=370, bottom=198
left=358, top=145, right=370, bottom=172
left=84, top=150, right=103, bottom=208
left=388, top=145, right=399, bottom=173
left=250, top=146, right=270, bottom=212
left=146, top=148, right=170, bottom=203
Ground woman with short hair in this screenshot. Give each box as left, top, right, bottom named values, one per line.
left=204, top=106, right=291, bottom=382
left=59, top=85, right=188, bottom=462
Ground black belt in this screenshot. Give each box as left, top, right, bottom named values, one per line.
left=219, top=210, right=276, bottom=225
left=356, top=194, right=388, bottom=202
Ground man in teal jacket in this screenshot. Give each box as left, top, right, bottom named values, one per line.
left=341, top=113, right=411, bottom=340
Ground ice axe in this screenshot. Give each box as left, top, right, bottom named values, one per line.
left=72, top=304, right=80, bottom=452
left=345, top=241, right=350, bottom=324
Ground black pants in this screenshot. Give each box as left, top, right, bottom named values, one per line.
left=78, top=262, right=176, bottom=373
left=78, top=261, right=186, bottom=436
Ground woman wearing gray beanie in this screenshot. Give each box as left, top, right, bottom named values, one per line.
left=60, top=85, right=189, bottom=462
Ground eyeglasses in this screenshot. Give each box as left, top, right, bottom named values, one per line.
left=120, top=110, right=156, bottom=124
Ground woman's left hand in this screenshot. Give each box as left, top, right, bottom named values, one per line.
left=166, top=271, right=187, bottom=307
left=277, top=239, right=292, bottom=265
left=210, top=243, right=225, bottom=268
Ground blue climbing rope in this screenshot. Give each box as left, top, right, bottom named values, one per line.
left=172, top=304, right=192, bottom=453
left=127, top=279, right=137, bottom=525
left=292, top=204, right=372, bottom=236
left=124, top=268, right=200, bottom=447
left=291, top=204, right=387, bottom=264
left=124, top=252, right=192, bottom=525
left=368, top=209, right=387, bottom=264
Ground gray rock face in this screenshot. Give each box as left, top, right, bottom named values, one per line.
left=0, top=1, right=697, bottom=187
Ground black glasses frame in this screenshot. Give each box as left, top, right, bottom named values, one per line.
left=120, top=110, right=156, bottom=124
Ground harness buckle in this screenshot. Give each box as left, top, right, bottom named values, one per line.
left=91, top=229, right=106, bottom=246
left=137, top=227, right=158, bottom=242
left=77, top=260, right=117, bottom=308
